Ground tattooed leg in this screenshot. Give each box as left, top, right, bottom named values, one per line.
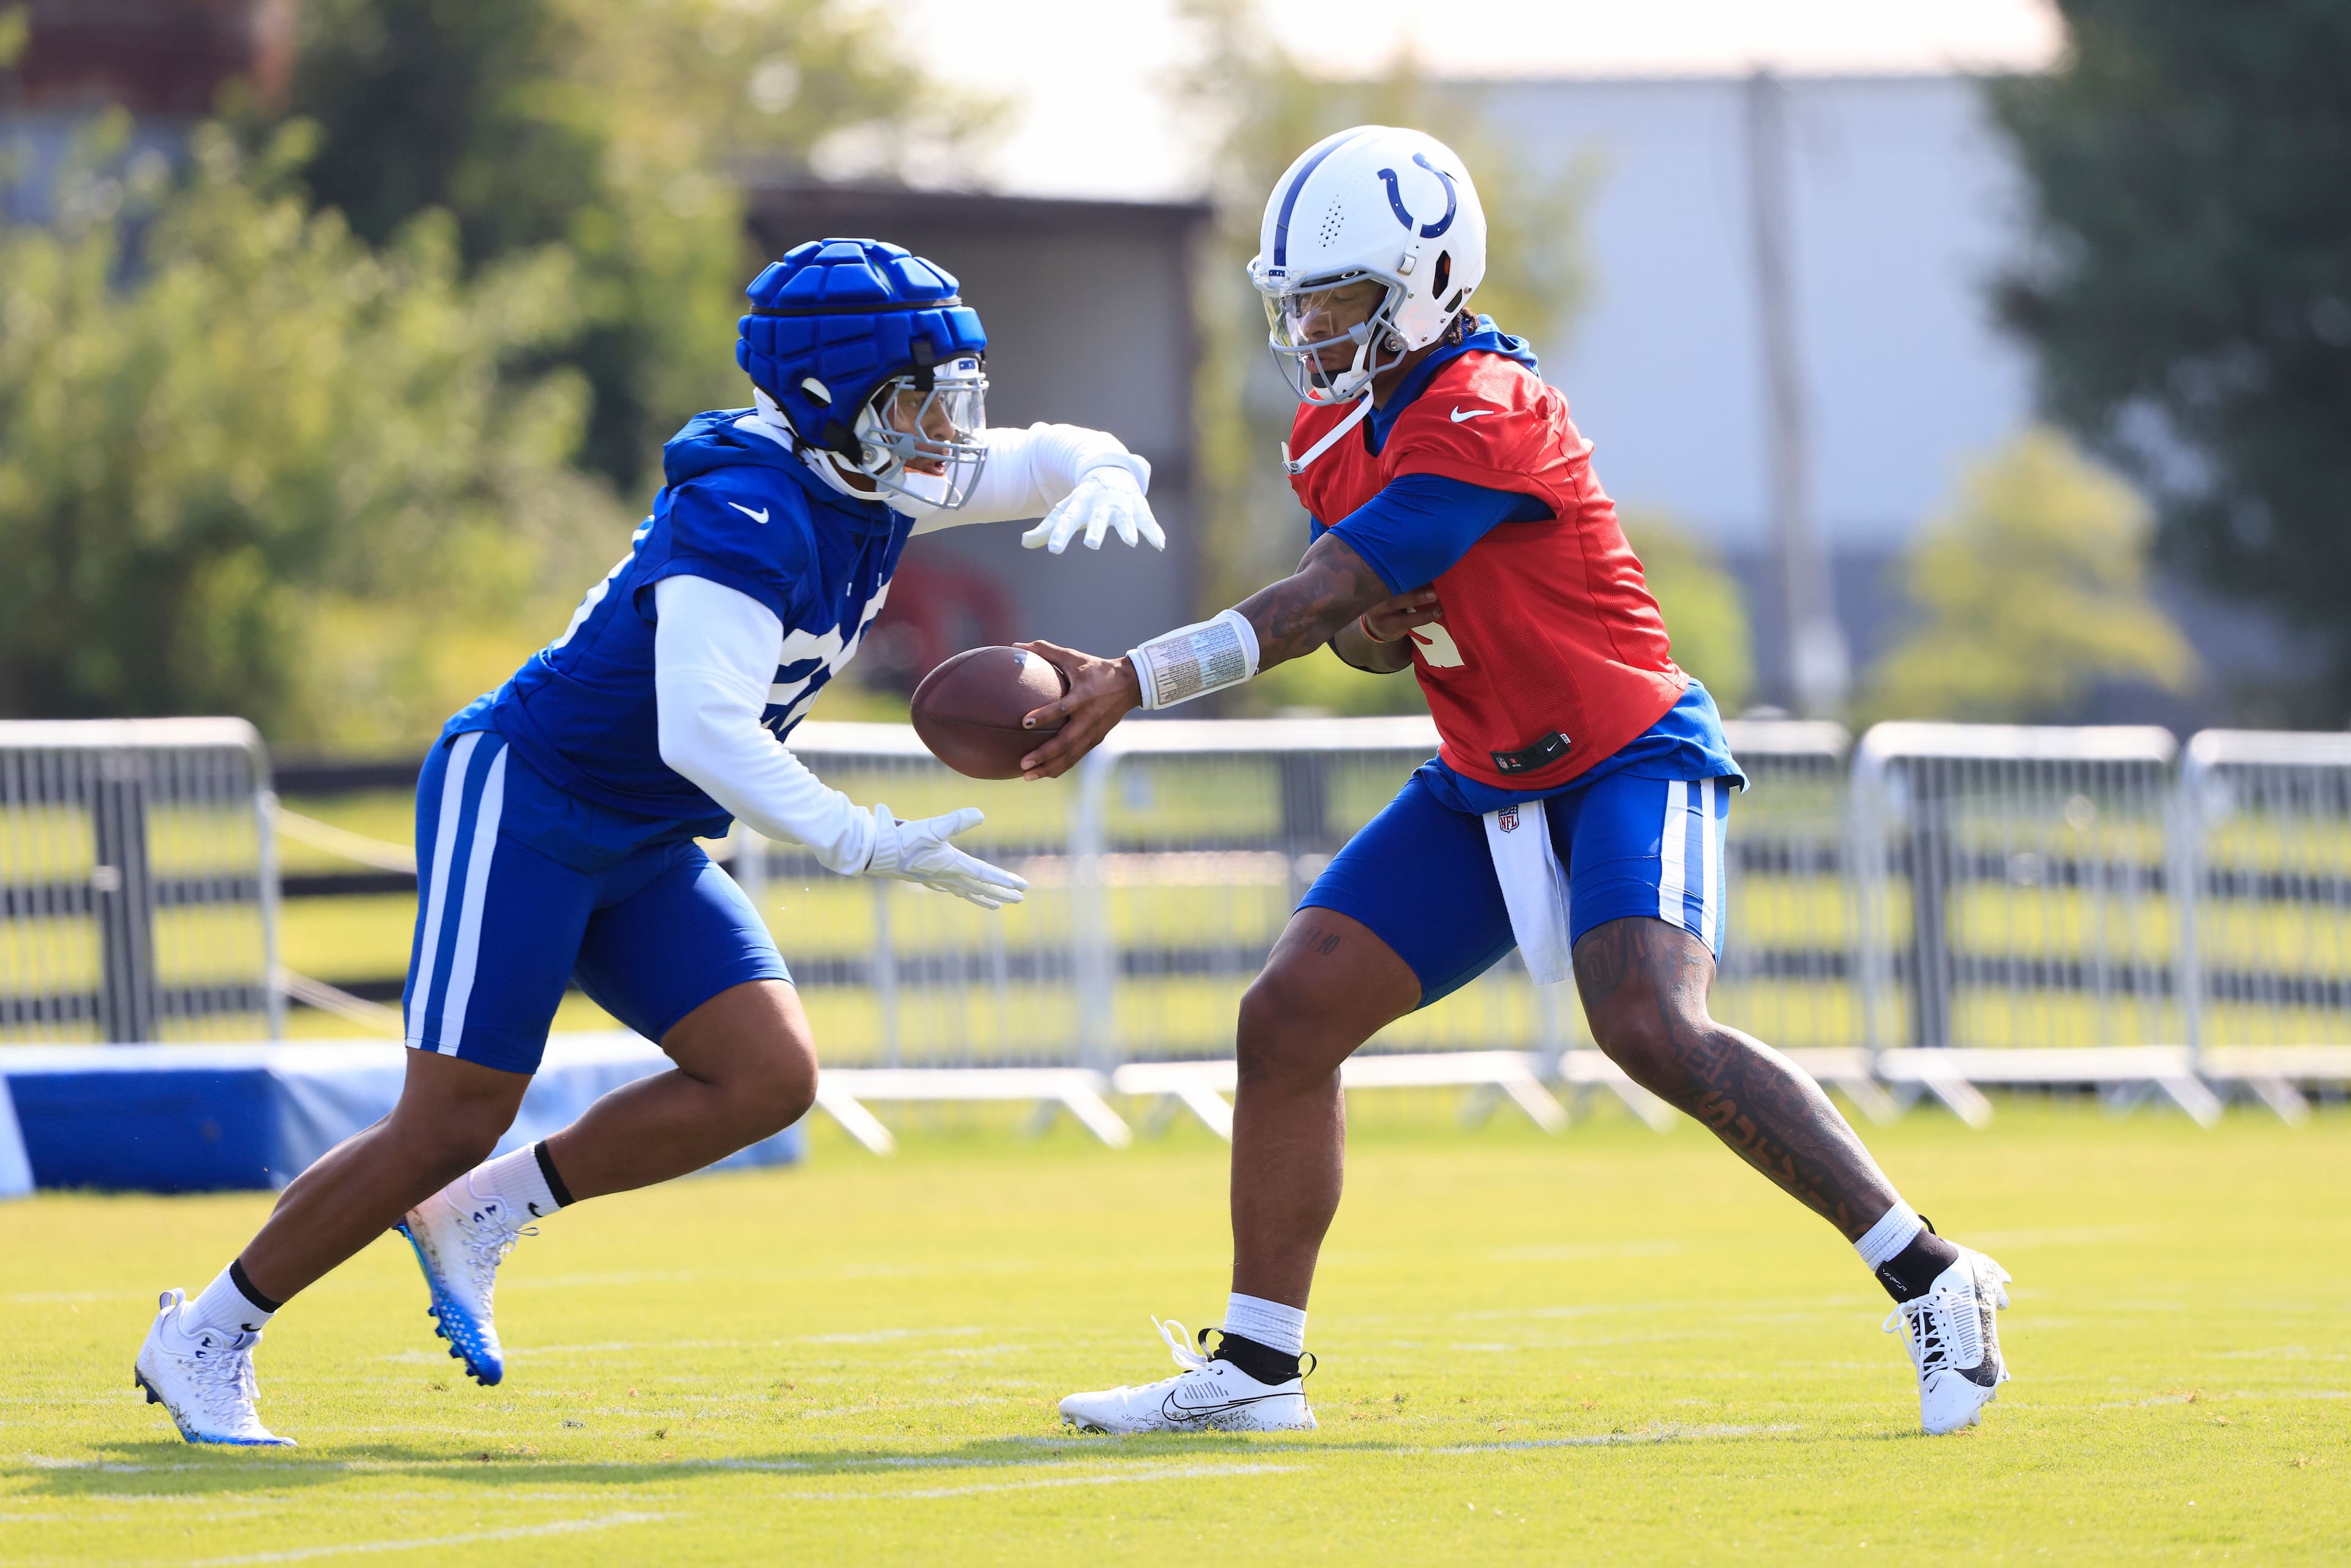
left=1229, top=908, right=1423, bottom=1308
left=1573, top=915, right=1899, bottom=1240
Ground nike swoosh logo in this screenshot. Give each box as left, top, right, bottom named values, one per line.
left=1160, top=1389, right=1291, bottom=1420
left=729, top=501, right=771, bottom=523
left=1449, top=407, right=1496, bottom=422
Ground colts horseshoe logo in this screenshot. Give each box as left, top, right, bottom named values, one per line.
left=1374, top=152, right=1459, bottom=239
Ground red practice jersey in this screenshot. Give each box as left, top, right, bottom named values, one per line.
left=1288, top=350, right=1685, bottom=792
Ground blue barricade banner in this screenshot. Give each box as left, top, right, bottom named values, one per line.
left=0, top=1035, right=804, bottom=1196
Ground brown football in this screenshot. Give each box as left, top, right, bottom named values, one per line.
left=910, top=646, right=1069, bottom=779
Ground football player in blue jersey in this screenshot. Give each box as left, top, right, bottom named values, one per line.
left=132, top=239, right=1168, bottom=1446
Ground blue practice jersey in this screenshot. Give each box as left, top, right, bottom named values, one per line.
left=463, top=410, right=910, bottom=833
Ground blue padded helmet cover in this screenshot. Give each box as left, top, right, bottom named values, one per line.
left=737, top=238, right=989, bottom=458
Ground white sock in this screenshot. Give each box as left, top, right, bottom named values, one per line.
left=1223, top=1292, right=1307, bottom=1357
left=1854, top=1201, right=1925, bottom=1272
left=461, top=1144, right=561, bottom=1220
left=184, top=1265, right=275, bottom=1340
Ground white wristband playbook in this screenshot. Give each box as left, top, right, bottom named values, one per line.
left=1127, top=609, right=1262, bottom=710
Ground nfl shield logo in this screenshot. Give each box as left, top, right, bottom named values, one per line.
left=1498, top=806, right=1520, bottom=833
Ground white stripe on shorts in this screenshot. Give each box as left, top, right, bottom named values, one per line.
left=1657, top=778, right=1689, bottom=926
left=433, top=744, right=509, bottom=1052
left=1698, top=776, right=1722, bottom=950
left=405, top=731, right=479, bottom=1046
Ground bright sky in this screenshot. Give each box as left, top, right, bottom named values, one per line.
left=898, top=0, right=2064, bottom=199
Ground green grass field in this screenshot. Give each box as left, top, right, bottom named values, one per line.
left=4, top=1097, right=2347, bottom=1564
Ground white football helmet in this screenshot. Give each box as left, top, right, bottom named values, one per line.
left=1247, top=126, right=1488, bottom=404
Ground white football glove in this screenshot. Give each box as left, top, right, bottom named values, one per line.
left=861, top=804, right=1028, bottom=910
left=1021, top=466, right=1166, bottom=554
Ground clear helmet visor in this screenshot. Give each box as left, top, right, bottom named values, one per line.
left=852, top=356, right=989, bottom=508
left=1259, top=276, right=1402, bottom=403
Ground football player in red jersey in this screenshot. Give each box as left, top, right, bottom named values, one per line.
left=1027, top=127, right=2014, bottom=1438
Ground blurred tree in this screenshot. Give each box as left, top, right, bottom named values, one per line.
left=281, top=0, right=1000, bottom=490
left=1247, top=640, right=1429, bottom=718
left=1859, top=429, right=2195, bottom=723
left=1176, top=0, right=1592, bottom=618
left=0, top=121, right=628, bottom=746
left=1990, top=2, right=2351, bottom=722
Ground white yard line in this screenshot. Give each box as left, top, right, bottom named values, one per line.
left=380, top=1325, right=991, bottom=1362
left=18, top=1424, right=1807, bottom=1492
left=793, top=1461, right=1298, bottom=1502
left=1166, top=1423, right=1805, bottom=1461
left=16, top=1449, right=1260, bottom=1480
left=15, top=1457, right=342, bottom=1475
left=801, top=1326, right=988, bottom=1345
left=181, top=1511, right=669, bottom=1565
left=1424, top=1424, right=1802, bottom=1454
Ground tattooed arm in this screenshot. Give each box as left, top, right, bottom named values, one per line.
left=1235, top=531, right=1401, bottom=664
left=1014, top=532, right=1395, bottom=779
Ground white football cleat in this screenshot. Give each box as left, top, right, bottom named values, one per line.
left=1884, top=1246, right=2012, bottom=1435
left=1059, top=1318, right=1317, bottom=1435
left=397, top=1179, right=536, bottom=1387
left=133, top=1288, right=294, bottom=1447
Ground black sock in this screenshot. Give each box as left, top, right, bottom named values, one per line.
left=533, top=1140, right=576, bottom=1209
left=1875, top=1217, right=1962, bottom=1303
left=1213, top=1330, right=1302, bottom=1386
left=228, top=1258, right=283, bottom=1316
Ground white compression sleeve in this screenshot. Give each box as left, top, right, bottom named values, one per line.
left=904, top=422, right=1152, bottom=533
left=652, top=576, right=876, bottom=874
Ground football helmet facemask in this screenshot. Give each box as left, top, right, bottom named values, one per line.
left=847, top=353, right=989, bottom=509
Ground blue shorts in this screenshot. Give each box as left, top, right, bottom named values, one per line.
left=401, top=729, right=790, bottom=1075
left=1302, top=767, right=1734, bottom=1008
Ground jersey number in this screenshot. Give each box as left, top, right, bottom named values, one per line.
left=1411, top=623, right=1466, bottom=668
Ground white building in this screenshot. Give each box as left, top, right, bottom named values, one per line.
left=1475, top=72, right=2286, bottom=718
left=1482, top=73, right=2032, bottom=549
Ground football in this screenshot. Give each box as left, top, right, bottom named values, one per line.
left=910, top=645, right=1068, bottom=779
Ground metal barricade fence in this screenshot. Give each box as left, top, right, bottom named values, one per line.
left=1713, top=721, right=1856, bottom=1054
left=1066, top=717, right=1473, bottom=1067
left=751, top=716, right=1851, bottom=1073
left=1847, top=723, right=2218, bottom=1121
left=2171, top=730, right=2351, bottom=1109
left=751, top=722, right=1084, bottom=1069
left=1851, top=724, right=2181, bottom=1051
left=5, top=713, right=2341, bottom=1117
left=1, top=719, right=282, bottom=1043
left=765, top=719, right=1453, bottom=1068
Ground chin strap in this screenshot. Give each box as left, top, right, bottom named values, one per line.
left=752, top=386, right=874, bottom=502
left=1279, top=391, right=1374, bottom=476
